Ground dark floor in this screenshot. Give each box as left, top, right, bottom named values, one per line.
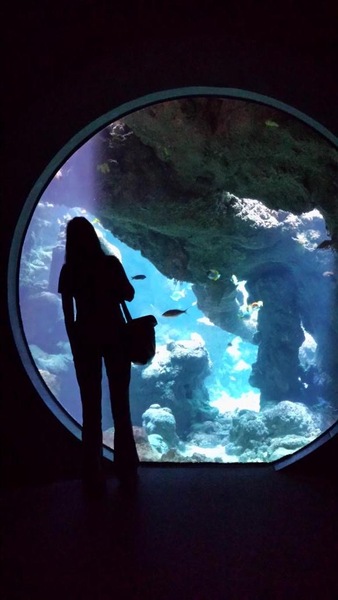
left=1, top=464, right=337, bottom=600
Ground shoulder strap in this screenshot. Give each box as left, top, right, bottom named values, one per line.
left=120, top=299, right=132, bottom=323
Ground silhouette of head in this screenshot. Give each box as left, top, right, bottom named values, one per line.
left=65, top=217, right=104, bottom=264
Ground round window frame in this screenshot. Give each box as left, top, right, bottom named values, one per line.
left=8, top=86, right=338, bottom=467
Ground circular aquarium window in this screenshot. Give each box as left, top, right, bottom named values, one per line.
left=9, top=87, right=338, bottom=466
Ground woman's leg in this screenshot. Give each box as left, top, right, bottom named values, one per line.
left=73, top=346, right=103, bottom=480
left=104, top=342, right=139, bottom=475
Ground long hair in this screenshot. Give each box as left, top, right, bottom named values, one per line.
left=65, top=217, right=105, bottom=265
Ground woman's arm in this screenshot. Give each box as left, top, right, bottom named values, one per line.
left=61, top=293, right=76, bottom=349
left=121, top=272, right=135, bottom=302
left=110, top=257, right=135, bottom=302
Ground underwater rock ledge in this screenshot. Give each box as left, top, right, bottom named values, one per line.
left=90, top=99, right=338, bottom=407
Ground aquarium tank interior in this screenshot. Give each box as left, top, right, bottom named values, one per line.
left=18, top=96, right=338, bottom=464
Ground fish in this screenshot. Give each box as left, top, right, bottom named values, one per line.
left=323, top=271, right=336, bottom=280
left=316, top=239, right=334, bottom=250
left=97, top=162, right=110, bottom=174
left=227, top=342, right=232, bottom=347
left=265, top=119, right=279, bottom=128
left=132, top=274, right=146, bottom=280
left=207, top=269, right=221, bottom=281
left=162, top=309, right=188, bottom=317
left=249, top=301, right=263, bottom=309
left=92, top=217, right=101, bottom=225
left=238, top=300, right=263, bottom=319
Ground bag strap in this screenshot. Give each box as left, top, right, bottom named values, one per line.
left=120, top=299, right=132, bottom=323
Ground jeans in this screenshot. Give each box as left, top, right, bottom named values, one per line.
left=73, top=334, right=139, bottom=477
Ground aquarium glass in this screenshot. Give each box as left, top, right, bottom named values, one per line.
left=19, top=96, right=338, bottom=463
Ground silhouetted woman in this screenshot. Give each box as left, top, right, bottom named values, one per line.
left=58, top=217, right=139, bottom=489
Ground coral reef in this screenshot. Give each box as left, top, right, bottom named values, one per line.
left=142, top=404, right=179, bottom=448
left=226, top=400, right=323, bottom=462
left=130, top=337, right=216, bottom=436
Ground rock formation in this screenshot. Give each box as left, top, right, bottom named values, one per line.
left=87, top=98, right=338, bottom=408
left=130, top=337, right=215, bottom=437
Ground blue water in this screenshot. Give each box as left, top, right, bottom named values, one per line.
left=19, top=197, right=337, bottom=463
